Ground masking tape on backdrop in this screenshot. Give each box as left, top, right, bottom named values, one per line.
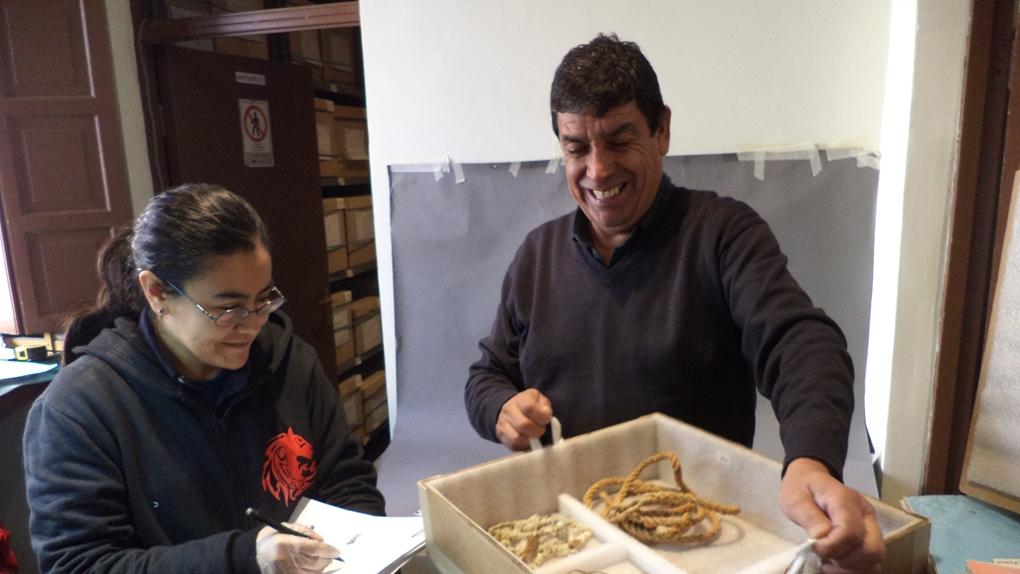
left=825, top=148, right=881, bottom=171
left=388, top=158, right=457, bottom=182
left=433, top=157, right=449, bottom=182
left=546, top=157, right=562, bottom=174
left=737, top=147, right=824, bottom=181
left=737, top=146, right=881, bottom=181
left=509, top=162, right=522, bottom=178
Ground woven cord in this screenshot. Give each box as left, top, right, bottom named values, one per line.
left=582, top=451, right=740, bottom=545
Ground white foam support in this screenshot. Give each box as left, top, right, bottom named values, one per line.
left=533, top=541, right=629, bottom=574
left=730, top=539, right=817, bottom=574
left=528, top=417, right=563, bottom=452
left=556, top=494, right=690, bottom=574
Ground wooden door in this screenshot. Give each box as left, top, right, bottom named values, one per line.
left=155, top=45, right=336, bottom=380
left=0, top=0, right=133, bottom=334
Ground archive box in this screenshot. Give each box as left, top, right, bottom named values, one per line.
left=418, top=413, right=929, bottom=574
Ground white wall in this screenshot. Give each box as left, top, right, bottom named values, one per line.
left=105, top=0, right=155, bottom=215
left=362, top=1, right=889, bottom=163
left=360, top=1, right=892, bottom=443
left=873, top=0, right=971, bottom=503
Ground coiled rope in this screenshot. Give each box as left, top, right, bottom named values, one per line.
left=582, top=451, right=740, bottom=545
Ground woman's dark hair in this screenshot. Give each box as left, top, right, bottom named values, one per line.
left=550, top=33, right=665, bottom=137
left=62, top=183, right=270, bottom=364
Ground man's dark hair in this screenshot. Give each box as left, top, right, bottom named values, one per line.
left=550, top=33, right=665, bottom=137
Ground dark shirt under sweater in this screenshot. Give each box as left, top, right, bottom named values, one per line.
left=465, top=175, right=855, bottom=476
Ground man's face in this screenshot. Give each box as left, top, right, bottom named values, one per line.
left=556, top=101, right=671, bottom=247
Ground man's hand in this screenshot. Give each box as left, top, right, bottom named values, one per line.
left=255, top=523, right=340, bottom=574
left=780, top=458, right=885, bottom=573
left=495, top=389, right=553, bottom=450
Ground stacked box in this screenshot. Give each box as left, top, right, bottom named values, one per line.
left=323, top=210, right=346, bottom=249
left=337, top=373, right=364, bottom=430
left=315, top=98, right=335, bottom=157
left=343, top=197, right=374, bottom=243
left=333, top=106, right=369, bottom=177
left=320, top=28, right=358, bottom=85
left=286, top=2, right=326, bottom=81
left=315, top=98, right=338, bottom=177
left=419, top=414, right=931, bottom=574
left=347, top=241, right=375, bottom=268
left=214, top=36, right=269, bottom=61
left=331, top=290, right=354, bottom=366
left=348, top=297, right=381, bottom=354
left=287, top=0, right=322, bottom=63
left=326, top=248, right=348, bottom=274
left=166, top=0, right=215, bottom=51
left=361, top=370, right=387, bottom=436
left=290, top=30, right=322, bottom=62
left=322, top=196, right=374, bottom=271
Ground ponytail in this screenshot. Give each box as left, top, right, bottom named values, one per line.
left=62, top=227, right=145, bottom=365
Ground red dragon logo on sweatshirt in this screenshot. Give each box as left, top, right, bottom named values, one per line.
left=262, top=428, right=317, bottom=505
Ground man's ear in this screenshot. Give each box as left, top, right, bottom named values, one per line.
left=137, top=270, right=167, bottom=310
left=657, top=105, right=672, bottom=156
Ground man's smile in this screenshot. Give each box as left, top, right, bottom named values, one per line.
left=589, top=182, right=626, bottom=201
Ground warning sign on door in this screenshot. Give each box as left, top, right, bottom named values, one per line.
left=239, top=99, right=274, bottom=168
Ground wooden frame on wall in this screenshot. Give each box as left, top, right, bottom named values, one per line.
left=925, top=0, right=1018, bottom=495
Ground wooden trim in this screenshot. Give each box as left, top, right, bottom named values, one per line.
left=925, top=0, right=1016, bottom=494
left=139, top=2, right=359, bottom=44
left=993, top=8, right=1020, bottom=282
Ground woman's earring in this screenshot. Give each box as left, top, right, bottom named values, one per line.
left=156, top=307, right=167, bottom=318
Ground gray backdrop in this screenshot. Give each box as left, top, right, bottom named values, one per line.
left=376, top=153, right=878, bottom=515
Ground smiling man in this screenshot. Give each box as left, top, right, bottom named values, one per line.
left=464, top=34, right=884, bottom=574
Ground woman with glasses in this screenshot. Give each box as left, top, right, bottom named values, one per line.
left=23, top=184, right=384, bottom=574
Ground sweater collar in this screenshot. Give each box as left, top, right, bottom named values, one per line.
left=571, top=173, right=674, bottom=266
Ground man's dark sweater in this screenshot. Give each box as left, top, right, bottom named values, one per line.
left=465, top=175, right=854, bottom=475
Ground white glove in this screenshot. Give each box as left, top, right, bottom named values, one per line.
left=255, top=523, right=341, bottom=574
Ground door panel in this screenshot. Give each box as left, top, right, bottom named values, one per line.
left=0, top=0, right=133, bottom=334
left=0, top=1, right=91, bottom=97
left=9, top=115, right=110, bottom=213
left=25, top=228, right=110, bottom=316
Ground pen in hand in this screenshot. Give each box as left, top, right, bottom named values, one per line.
left=246, top=507, right=345, bottom=563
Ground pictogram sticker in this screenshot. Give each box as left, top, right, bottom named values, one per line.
left=238, top=99, right=274, bottom=167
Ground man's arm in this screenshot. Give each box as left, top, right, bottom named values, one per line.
left=711, top=199, right=880, bottom=571
left=465, top=265, right=527, bottom=440
left=715, top=199, right=854, bottom=477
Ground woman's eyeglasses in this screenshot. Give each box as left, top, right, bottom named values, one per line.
left=161, top=278, right=286, bottom=327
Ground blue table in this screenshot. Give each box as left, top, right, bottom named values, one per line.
left=904, top=495, right=1020, bottom=574
left=0, top=360, right=58, bottom=399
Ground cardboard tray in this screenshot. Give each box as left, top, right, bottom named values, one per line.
left=418, top=414, right=929, bottom=574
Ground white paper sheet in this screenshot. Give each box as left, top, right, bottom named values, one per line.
left=289, top=498, right=425, bottom=574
